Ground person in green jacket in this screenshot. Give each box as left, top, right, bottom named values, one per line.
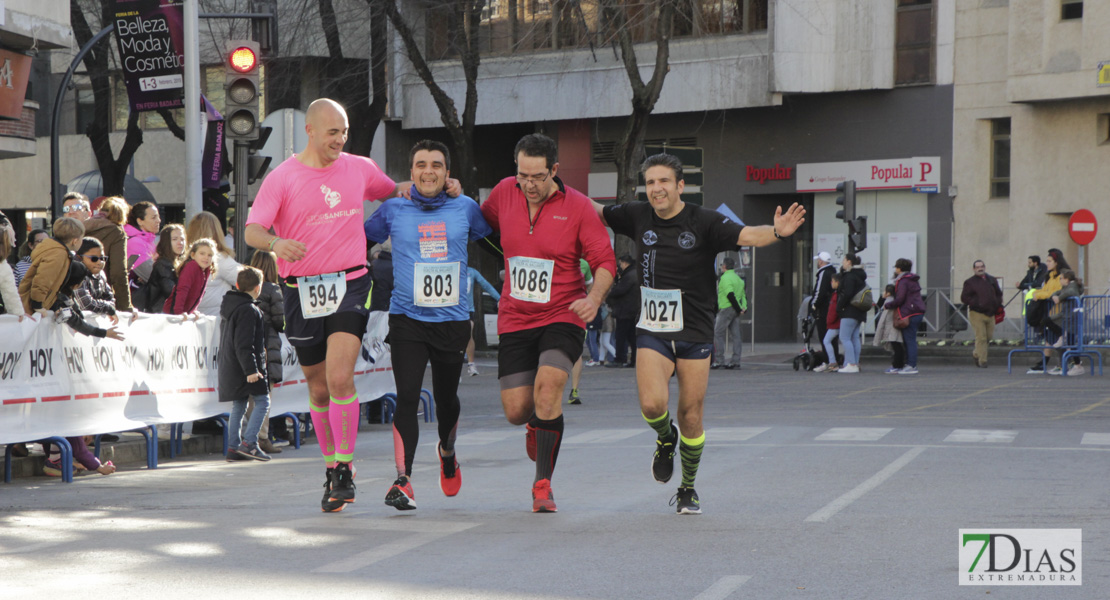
left=712, top=257, right=747, bottom=369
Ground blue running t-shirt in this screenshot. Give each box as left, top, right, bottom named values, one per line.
left=365, top=195, right=493, bottom=322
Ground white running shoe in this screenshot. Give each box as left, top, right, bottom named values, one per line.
left=467, top=363, right=479, bottom=377
left=838, top=364, right=860, bottom=373
left=1066, top=365, right=1085, bottom=376
left=813, top=363, right=829, bottom=373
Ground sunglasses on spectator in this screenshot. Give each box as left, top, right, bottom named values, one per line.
left=79, top=254, right=107, bottom=262
left=63, top=204, right=90, bottom=213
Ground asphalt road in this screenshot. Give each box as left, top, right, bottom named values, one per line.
left=3, top=355, right=1109, bottom=598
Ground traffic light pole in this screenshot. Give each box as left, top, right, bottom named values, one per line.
left=232, top=140, right=250, bottom=264
left=184, top=0, right=202, bottom=221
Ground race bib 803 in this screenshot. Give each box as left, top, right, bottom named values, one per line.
left=414, top=262, right=460, bottom=307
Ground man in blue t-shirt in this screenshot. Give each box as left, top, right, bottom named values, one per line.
left=364, top=140, right=497, bottom=510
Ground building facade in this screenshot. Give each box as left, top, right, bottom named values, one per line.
left=387, top=0, right=955, bottom=340
left=0, top=1, right=71, bottom=240
left=952, top=0, right=1110, bottom=298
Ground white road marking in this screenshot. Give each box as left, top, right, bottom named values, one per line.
left=805, top=446, right=926, bottom=523
left=944, top=429, right=1017, bottom=443
left=692, top=575, right=752, bottom=600
left=454, top=430, right=521, bottom=446
left=706, top=427, right=770, bottom=441
left=1080, top=433, right=1110, bottom=445
left=305, top=519, right=480, bottom=573
left=563, top=429, right=648, bottom=444
left=815, top=427, right=892, bottom=442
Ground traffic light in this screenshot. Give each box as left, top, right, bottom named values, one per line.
left=224, top=41, right=261, bottom=141
left=849, top=216, right=867, bottom=254
left=835, top=180, right=856, bottom=223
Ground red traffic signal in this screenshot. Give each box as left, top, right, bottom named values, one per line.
left=229, top=46, right=257, bottom=73
left=224, top=40, right=261, bottom=141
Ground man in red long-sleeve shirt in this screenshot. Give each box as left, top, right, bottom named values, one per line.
left=481, top=133, right=615, bottom=512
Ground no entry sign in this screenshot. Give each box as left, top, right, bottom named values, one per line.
left=1069, top=209, right=1098, bottom=246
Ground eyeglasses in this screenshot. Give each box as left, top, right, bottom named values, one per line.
left=79, top=254, right=106, bottom=263
left=63, top=204, right=90, bottom=213
left=515, top=172, right=550, bottom=185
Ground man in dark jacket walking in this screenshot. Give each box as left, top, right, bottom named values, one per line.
left=219, top=266, right=272, bottom=462
left=961, top=260, right=1003, bottom=368
left=606, top=255, right=640, bottom=367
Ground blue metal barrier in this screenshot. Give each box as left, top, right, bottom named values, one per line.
left=1063, top=295, right=1107, bottom=375
left=93, top=426, right=158, bottom=469
left=4, top=437, right=74, bottom=483
left=1008, top=296, right=1104, bottom=375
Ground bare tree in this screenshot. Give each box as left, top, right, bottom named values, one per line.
left=375, top=0, right=485, bottom=196
left=600, top=0, right=676, bottom=202
left=70, top=0, right=146, bottom=197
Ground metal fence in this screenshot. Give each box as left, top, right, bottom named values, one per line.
left=917, top=287, right=1027, bottom=340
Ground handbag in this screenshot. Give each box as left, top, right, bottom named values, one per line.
left=850, top=286, right=874, bottom=311
left=893, top=309, right=910, bottom=329
left=994, top=305, right=1006, bottom=325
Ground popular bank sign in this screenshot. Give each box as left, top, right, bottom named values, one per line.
left=795, top=157, right=941, bottom=194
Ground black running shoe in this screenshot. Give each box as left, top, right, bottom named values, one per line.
left=385, top=476, right=417, bottom=510
left=328, top=462, right=357, bottom=507
left=321, top=467, right=345, bottom=512
left=670, top=487, right=702, bottom=515
left=652, top=422, right=678, bottom=483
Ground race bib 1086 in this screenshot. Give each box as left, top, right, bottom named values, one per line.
left=414, top=262, right=460, bottom=307
left=508, top=256, right=554, bottom=304
left=638, top=287, right=683, bottom=332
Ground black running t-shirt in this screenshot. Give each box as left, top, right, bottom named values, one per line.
left=604, top=202, right=744, bottom=343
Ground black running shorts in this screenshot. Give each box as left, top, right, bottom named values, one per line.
left=283, top=271, right=372, bottom=367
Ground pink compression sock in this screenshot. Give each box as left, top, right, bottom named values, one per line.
left=330, top=394, right=360, bottom=463
left=310, top=403, right=336, bottom=466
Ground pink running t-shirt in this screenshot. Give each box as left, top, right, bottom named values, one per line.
left=247, top=153, right=397, bottom=279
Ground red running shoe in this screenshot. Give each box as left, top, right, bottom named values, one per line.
left=525, top=424, right=536, bottom=462
left=437, top=442, right=462, bottom=497
left=385, top=475, right=417, bottom=511
left=532, top=478, right=557, bottom=513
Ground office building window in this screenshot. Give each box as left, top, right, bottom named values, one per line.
left=990, top=118, right=1010, bottom=199
left=1061, top=1, right=1083, bottom=20
left=895, top=0, right=934, bottom=85
left=432, top=0, right=767, bottom=60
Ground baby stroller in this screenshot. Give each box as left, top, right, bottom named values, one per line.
left=793, top=314, right=821, bottom=371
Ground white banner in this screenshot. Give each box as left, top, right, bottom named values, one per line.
left=0, top=311, right=394, bottom=444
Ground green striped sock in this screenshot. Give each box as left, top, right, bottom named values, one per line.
left=643, top=411, right=674, bottom=440
left=679, top=433, right=706, bottom=488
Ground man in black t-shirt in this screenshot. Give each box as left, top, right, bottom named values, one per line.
left=593, top=153, right=805, bottom=514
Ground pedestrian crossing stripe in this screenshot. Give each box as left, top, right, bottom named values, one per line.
left=943, top=429, right=1017, bottom=443
left=446, top=427, right=1110, bottom=446
left=1080, top=433, right=1110, bottom=445
left=815, top=428, right=892, bottom=442
left=562, top=429, right=646, bottom=444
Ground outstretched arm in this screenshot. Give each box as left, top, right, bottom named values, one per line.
left=736, top=203, right=806, bottom=247
left=591, top=200, right=607, bottom=226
